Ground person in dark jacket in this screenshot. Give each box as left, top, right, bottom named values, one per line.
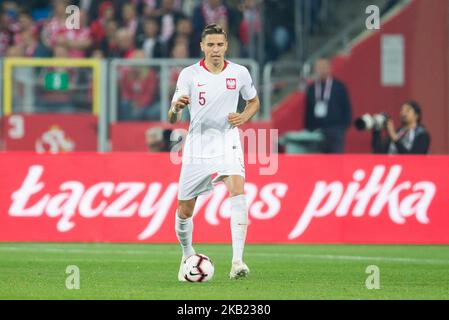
left=372, top=101, right=431, bottom=154
left=305, top=58, right=353, bottom=153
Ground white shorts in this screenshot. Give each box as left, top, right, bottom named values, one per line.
left=178, top=152, right=245, bottom=201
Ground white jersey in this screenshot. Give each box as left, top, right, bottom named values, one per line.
left=172, top=60, right=257, bottom=159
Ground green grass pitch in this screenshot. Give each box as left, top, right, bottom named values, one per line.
left=0, top=243, right=448, bottom=300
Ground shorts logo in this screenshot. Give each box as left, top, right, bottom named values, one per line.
left=226, top=78, right=236, bottom=90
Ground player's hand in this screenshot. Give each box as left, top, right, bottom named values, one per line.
left=173, top=95, right=190, bottom=112
left=228, top=112, right=249, bottom=128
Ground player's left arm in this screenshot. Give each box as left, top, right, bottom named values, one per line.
left=228, top=68, right=260, bottom=127
left=228, top=96, right=260, bottom=127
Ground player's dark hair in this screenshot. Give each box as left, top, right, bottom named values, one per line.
left=201, top=23, right=227, bottom=40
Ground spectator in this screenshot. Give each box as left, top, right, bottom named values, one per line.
left=179, top=0, right=198, bottom=17
left=143, top=0, right=161, bottom=18
left=121, top=3, right=139, bottom=37
left=84, top=0, right=115, bottom=22
left=17, top=29, right=45, bottom=57
left=166, top=16, right=197, bottom=57
left=115, top=28, right=136, bottom=58
left=192, top=0, right=230, bottom=42
left=41, top=0, right=69, bottom=51
left=119, top=50, right=160, bottom=121
left=90, top=1, right=115, bottom=48
left=16, top=10, right=39, bottom=38
left=0, top=10, right=14, bottom=56
left=14, top=10, right=49, bottom=58
left=305, top=58, right=353, bottom=154
left=54, top=9, right=92, bottom=58
left=170, top=35, right=189, bottom=58
left=372, top=101, right=431, bottom=154
left=144, top=0, right=183, bottom=19
left=3, top=0, right=256, bottom=60
left=238, top=0, right=261, bottom=59
left=100, top=19, right=120, bottom=57
left=193, top=0, right=243, bottom=57
left=136, top=17, right=163, bottom=58
left=147, top=0, right=184, bottom=46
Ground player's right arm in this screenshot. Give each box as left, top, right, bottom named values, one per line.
left=168, top=95, right=190, bottom=124
left=169, top=69, right=191, bottom=124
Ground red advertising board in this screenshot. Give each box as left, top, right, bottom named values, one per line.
left=1, top=114, right=97, bottom=152
left=0, top=153, right=447, bottom=244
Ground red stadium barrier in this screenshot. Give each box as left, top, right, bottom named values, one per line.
left=0, top=152, right=448, bottom=244
left=1, top=114, right=97, bottom=152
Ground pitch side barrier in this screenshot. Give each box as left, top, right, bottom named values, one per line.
left=0, top=58, right=108, bottom=151
left=0, top=58, right=259, bottom=152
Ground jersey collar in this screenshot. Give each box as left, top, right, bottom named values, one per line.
left=200, top=59, right=228, bottom=73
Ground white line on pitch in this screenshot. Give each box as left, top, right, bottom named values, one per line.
left=250, top=253, right=449, bottom=265
left=0, top=246, right=448, bottom=265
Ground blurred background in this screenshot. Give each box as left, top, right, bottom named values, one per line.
left=0, top=0, right=447, bottom=155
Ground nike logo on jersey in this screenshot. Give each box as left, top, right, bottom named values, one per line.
left=197, top=83, right=206, bottom=87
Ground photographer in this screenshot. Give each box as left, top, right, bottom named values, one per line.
left=371, top=101, right=430, bottom=154
left=145, top=127, right=185, bottom=152
left=145, top=127, right=174, bottom=152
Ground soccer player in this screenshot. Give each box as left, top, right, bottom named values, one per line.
left=168, top=23, right=260, bottom=280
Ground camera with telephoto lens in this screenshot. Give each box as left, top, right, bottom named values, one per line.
left=354, top=113, right=390, bottom=131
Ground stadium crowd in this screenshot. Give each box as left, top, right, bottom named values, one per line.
left=0, top=0, right=298, bottom=61
left=0, top=0, right=305, bottom=121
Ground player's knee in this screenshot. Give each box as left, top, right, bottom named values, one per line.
left=177, top=210, right=193, bottom=219
left=177, top=200, right=195, bottom=219
left=229, top=189, right=245, bottom=198
left=177, top=208, right=193, bottom=219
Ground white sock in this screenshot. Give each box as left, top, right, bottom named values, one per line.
left=175, top=213, right=195, bottom=258
left=230, top=194, right=248, bottom=264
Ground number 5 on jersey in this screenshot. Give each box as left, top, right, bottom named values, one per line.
left=199, top=92, right=206, bottom=106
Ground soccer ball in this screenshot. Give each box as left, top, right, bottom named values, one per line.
left=182, top=254, right=214, bottom=282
